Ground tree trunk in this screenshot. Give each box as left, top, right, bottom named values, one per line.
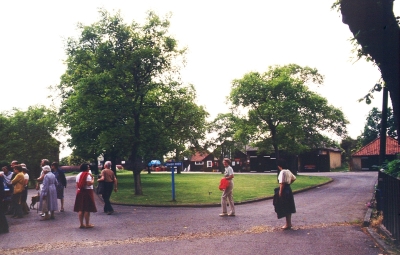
left=341, top=0, right=400, bottom=139
left=133, top=169, right=143, bottom=195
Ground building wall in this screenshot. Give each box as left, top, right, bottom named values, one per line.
left=329, top=151, right=342, bottom=169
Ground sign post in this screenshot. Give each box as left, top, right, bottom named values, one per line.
left=165, top=162, right=182, bottom=201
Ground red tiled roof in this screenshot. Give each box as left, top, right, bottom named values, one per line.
left=190, top=151, right=210, bottom=161
left=352, top=136, right=400, bottom=156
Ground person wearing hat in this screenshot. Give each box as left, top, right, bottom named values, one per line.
left=11, top=164, right=25, bottom=218
left=38, top=165, right=58, bottom=220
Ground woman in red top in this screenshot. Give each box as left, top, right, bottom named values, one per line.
left=73, top=164, right=97, bottom=228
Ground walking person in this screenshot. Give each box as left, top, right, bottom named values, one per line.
left=74, top=163, right=97, bottom=228
left=275, top=159, right=296, bottom=230
left=97, top=161, right=118, bottom=215
left=11, top=165, right=25, bottom=219
left=51, top=162, right=67, bottom=212
left=220, top=158, right=235, bottom=217
left=38, top=165, right=58, bottom=220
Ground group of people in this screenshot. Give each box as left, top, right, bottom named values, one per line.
left=220, top=158, right=296, bottom=230
left=2, top=157, right=293, bottom=232
left=0, top=160, right=37, bottom=233
left=0, top=158, right=119, bottom=232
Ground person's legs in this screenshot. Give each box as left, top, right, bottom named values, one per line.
left=286, top=213, right=292, bottom=227
left=226, top=183, right=235, bottom=215
left=84, top=211, right=92, bottom=227
left=12, top=193, right=23, bottom=218
left=78, top=211, right=84, bottom=227
left=220, top=189, right=228, bottom=215
left=60, top=198, right=64, bottom=211
left=103, top=182, right=114, bottom=213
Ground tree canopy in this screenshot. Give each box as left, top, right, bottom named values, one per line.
left=359, top=107, right=397, bottom=146
left=228, top=64, right=348, bottom=158
left=0, top=106, right=59, bottom=178
left=56, top=9, right=207, bottom=194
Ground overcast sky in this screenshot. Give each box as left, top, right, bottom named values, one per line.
left=1, top=1, right=397, bottom=157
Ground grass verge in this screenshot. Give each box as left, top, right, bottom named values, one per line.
left=101, top=170, right=331, bottom=206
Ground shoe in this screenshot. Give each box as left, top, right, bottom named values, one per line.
left=219, top=213, right=228, bottom=217
left=281, top=225, right=292, bottom=230
left=60, top=209, right=64, bottom=212
left=79, top=225, right=85, bottom=229
left=107, top=211, right=114, bottom=215
left=228, top=213, right=235, bottom=216
left=41, top=213, right=46, bottom=217
left=85, top=224, right=94, bottom=228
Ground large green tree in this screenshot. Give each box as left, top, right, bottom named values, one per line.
left=229, top=64, right=348, bottom=159
left=0, top=106, right=59, bottom=178
left=337, top=0, right=400, bottom=139
left=360, top=107, right=397, bottom=146
left=56, top=9, right=204, bottom=194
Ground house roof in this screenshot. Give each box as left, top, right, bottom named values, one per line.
left=190, top=151, right=210, bottom=161
left=352, top=136, right=400, bottom=157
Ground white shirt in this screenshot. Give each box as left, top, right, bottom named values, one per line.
left=76, top=172, right=94, bottom=190
left=278, top=169, right=296, bottom=184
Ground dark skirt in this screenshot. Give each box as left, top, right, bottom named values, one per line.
left=73, top=189, right=97, bottom=213
left=56, top=184, right=64, bottom=199
left=273, top=185, right=296, bottom=219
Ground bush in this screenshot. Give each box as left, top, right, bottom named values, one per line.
left=385, top=159, right=400, bottom=178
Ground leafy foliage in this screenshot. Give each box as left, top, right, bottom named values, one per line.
left=228, top=64, right=348, bottom=158
left=360, top=107, right=397, bottom=146
left=0, top=106, right=59, bottom=178
left=55, top=9, right=207, bottom=194
left=385, top=159, right=400, bottom=178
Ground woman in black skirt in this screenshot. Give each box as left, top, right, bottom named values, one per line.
left=74, top=164, right=97, bottom=228
left=275, top=159, right=296, bottom=230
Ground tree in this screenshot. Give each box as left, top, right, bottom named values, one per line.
left=360, top=107, right=397, bottom=146
left=229, top=64, right=348, bottom=159
left=340, top=136, right=359, bottom=166
left=56, top=9, right=192, bottom=194
left=337, top=0, right=400, bottom=139
left=0, top=106, right=59, bottom=178
left=209, top=113, right=252, bottom=170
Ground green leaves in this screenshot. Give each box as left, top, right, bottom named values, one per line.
left=229, top=64, right=348, bottom=156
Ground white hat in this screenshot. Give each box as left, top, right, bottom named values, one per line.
left=42, top=165, right=51, bottom=172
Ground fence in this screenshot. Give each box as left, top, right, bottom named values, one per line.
left=376, top=171, right=400, bottom=241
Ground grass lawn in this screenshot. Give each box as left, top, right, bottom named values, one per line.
left=100, top=170, right=331, bottom=206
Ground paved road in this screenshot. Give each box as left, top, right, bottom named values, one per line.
left=1, top=171, right=386, bottom=255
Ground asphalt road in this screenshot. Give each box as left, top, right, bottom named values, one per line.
left=1, top=171, right=386, bottom=255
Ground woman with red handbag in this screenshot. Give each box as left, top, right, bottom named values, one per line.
left=219, top=158, right=235, bottom=217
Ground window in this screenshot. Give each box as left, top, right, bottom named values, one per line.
left=207, top=161, right=212, bottom=168
left=195, top=161, right=204, bottom=165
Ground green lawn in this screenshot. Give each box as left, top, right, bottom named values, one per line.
left=100, top=170, right=331, bottom=206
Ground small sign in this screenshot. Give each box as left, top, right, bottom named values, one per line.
left=165, top=162, right=182, bottom=166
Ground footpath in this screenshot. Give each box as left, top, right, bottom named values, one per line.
left=0, top=171, right=397, bottom=255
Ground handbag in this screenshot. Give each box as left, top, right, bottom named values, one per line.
left=219, top=178, right=229, bottom=190
left=95, top=181, right=105, bottom=195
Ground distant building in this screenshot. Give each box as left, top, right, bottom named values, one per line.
left=351, top=136, right=400, bottom=171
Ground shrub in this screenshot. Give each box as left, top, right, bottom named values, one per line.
left=385, top=159, right=400, bottom=178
